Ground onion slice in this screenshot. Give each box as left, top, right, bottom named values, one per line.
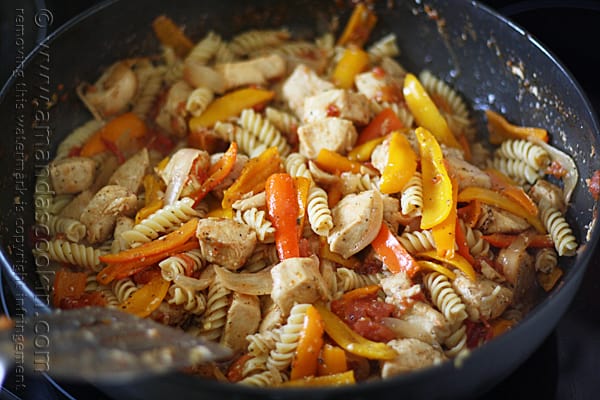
left=161, top=148, right=205, bottom=205
left=173, top=274, right=211, bottom=292
left=214, top=266, right=273, bottom=295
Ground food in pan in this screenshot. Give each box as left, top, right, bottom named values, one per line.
left=35, top=3, right=579, bottom=386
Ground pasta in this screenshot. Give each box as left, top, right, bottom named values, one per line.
left=39, top=5, right=583, bottom=388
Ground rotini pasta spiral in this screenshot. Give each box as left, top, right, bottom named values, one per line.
left=307, top=185, right=333, bottom=237
left=198, top=277, right=231, bottom=341
left=443, top=323, right=467, bottom=357
left=367, top=33, right=400, bottom=62
left=540, top=205, right=578, bottom=256
left=46, top=214, right=87, bottom=243
left=335, top=267, right=386, bottom=294
left=230, top=29, right=290, bottom=56
left=185, top=87, right=214, bottom=117
left=266, top=303, right=309, bottom=372
left=424, top=272, right=468, bottom=325
left=159, top=249, right=205, bottom=281
left=490, top=156, right=541, bottom=185
left=459, top=220, right=493, bottom=259
left=111, top=278, right=138, bottom=304
left=400, top=171, right=423, bottom=216
left=239, top=108, right=291, bottom=156
left=213, top=121, right=268, bottom=158
left=168, top=284, right=207, bottom=315
left=398, top=229, right=436, bottom=254
left=495, top=139, right=550, bottom=170
left=534, top=247, right=558, bottom=273
left=44, top=239, right=104, bottom=271
left=131, top=65, right=165, bottom=119
left=235, top=208, right=275, bottom=243
left=284, top=152, right=312, bottom=180
left=186, top=31, right=221, bottom=64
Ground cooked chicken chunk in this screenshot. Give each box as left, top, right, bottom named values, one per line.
left=303, top=89, right=371, bottom=125
left=270, top=256, right=328, bottom=315
left=196, top=218, right=257, bottom=270
left=49, top=156, right=97, bottom=194
left=476, top=204, right=531, bottom=234
left=111, top=215, right=135, bottom=253
left=215, top=54, right=286, bottom=91
left=149, top=301, right=188, bottom=326
left=381, top=338, right=447, bottom=378
left=108, top=148, right=150, bottom=193
left=328, top=190, right=383, bottom=259
left=529, top=179, right=566, bottom=213
left=298, top=117, right=357, bottom=159
left=445, top=156, right=492, bottom=191
left=88, top=154, right=119, bottom=193
left=183, top=61, right=226, bottom=94
left=155, top=80, right=193, bottom=137
left=59, top=190, right=94, bottom=220
left=80, top=185, right=138, bottom=243
left=380, top=271, right=422, bottom=309
left=388, top=301, right=451, bottom=345
left=452, top=272, right=513, bottom=322
left=497, top=242, right=537, bottom=303
left=221, top=293, right=261, bottom=353
left=282, top=64, right=334, bottom=117
left=355, top=69, right=403, bottom=103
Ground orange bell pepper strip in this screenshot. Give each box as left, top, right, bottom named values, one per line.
left=190, top=142, right=238, bottom=206
left=314, top=303, right=397, bottom=360
left=348, top=136, right=386, bottom=162
left=379, top=131, right=417, bottom=194
left=189, top=88, right=275, bottom=130
left=151, top=15, right=194, bottom=58
left=431, top=177, right=458, bottom=258
left=455, top=220, right=476, bottom=266
left=457, top=200, right=482, bottom=228
left=221, top=146, right=283, bottom=209
left=371, top=223, right=420, bottom=277
left=487, top=169, right=538, bottom=216
left=417, top=250, right=477, bottom=282
left=317, top=344, right=348, bottom=377
left=266, top=173, right=301, bottom=260
left=337, top=3, right=377, bottom=47
left=403, top=74, right=461, bottom=148
left=319, top=237, right=361, bottom=269
left=482, top=233, right=554, bottom=248
left=340, top=285, right=380, bottom=302
left=52, top=268, right=88, bottom=308
left=415, top=127, right=453, bottom=229
left=332, top=46, right=370, bottom=89
left=416, top=260, right=456, bottom=281
left=290, top=305, right=325, bottom=380
left=356, top=108, right=404, bottom=146
left=294, top=176, right=311, bottom=233
left=120, top=273, right=171, bottom=318
left=281, top=370, right=356, bottom=387
left=97, top=239, right=199, bottom=285
left=485, top=109, right=548, bottom=145
left=80, top=112, right=147, bottom=157
left=457, top=186, right=546, bottom=233
left=99, top=218, right=199, bottom=265
left=314, top=148, right=363, bottom=175
left=135, top=199, right=164, bottom=225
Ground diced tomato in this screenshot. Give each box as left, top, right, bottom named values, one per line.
left=587, top=170, right=600, bottom=201
left=331, top=291, right=396, bottom=342
left=59, top=292, right=107, bottom=309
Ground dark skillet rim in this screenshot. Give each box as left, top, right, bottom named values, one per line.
left=0, top=0, right=599, bottom=397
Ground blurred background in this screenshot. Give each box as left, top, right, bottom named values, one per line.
left=1, top=0, right=599, bottom=398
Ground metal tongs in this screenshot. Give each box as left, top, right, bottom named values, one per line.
left=0, top=307, right=231, bottom=384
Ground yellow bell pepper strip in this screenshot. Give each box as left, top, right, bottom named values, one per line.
left=485, top=109, right=548, bottom=145
left=537, top=266, right=563, bottom=292
left=417, top=250, right=476, bottom=282
left=379, top=131, right=417, bottom=194
left=403, top=74, right=461, bottom=148
left=487, top=168, right=538, bottom=216
left=97, top=239, right=199, bottom=285
left=416, top=260, right=456, bottom=280
left=317, top=344, right=348, bottom=377
left=135, top=199, right=163, bottom=225
left=332, top=46, right=370, bottom=89
left=290, top=305, right=325, bottom=380
left=221, top=146, right=283, bottom=209
left=80, top=112, right=147, bottom=157
left=457, top=186, right=546, bottom=233
left=319, top=237, right=361, bottom=269
left=266, top=173, right=301, bottom=260
left=151, top=15, right=194, bottom=58
left=207, top=207, right=234, bottom=219
left=135, top=174, right=166, bottom=224
left=337, top=2, right=377, bottom=47
left=454, top=220, right=476, bottom=266
left=431, top=177, right=458, bottom=258
left=348, top=136, right=386, bottom=162
left=99, top=218, right=199, bottom=265
left=371, top=223, right=420, bottom=277
left=482, top=233, right=554, bottom=248
left=314, top=303, right=397, bottom=360
left=314, top=148, right=363, bottom=175
left=280, top=370, right=356, bottom=387
left=490, top=318, right=517, bottom=338
left=190, top=142, right=238, bottom=206
left=52, top=268, right=88, bottom=308
left=294, top=176, right=311, bottom=233
left=189, top=88, right=275, bottom=130
left=356, top=108, right=404, bottom=146
left=120, top=273, right=171, bottom=318
left=415, top=127, right=453, bottom=229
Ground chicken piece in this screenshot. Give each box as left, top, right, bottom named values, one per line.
left=497, top=239, right=537, bottom=303
left=282, top=64, right=334, bottom=117
left=59, top=190, right=94, bottom=220
left=83, top=60, right=137, bottom=119
left=529, top=179, right=566, bottom=213
left=445, top=156, right=492, bottom=191
left=380, top=271, right=422, bottom=310
left=354, top=69, right=403, bottom=103
left=80, top=185, right=138, bottom=244
left=259, top=299, right=284, bottom=333
left=388, top=301, right=451, bottom=345
left=452, top=271, right=513, bottom=322
left=108, top=148, right=150, bottom=193
left=328, top=190, right=383, bottom=259
left=381, top=338, right=447, bottom=378
left=88, top=154, right=119, bottom=193
left=183, top=61, right=226, bottom=94
left=370, top=137, right=390, bottom=174
left=380, top=57, right=407, bottom=78
left=270, top=256, right=328, bottom=315
left=475, top=204, right=531, bottom=234
left=49, top=156, right=97, bottom=195
left=382, top=195, right=403, bottom=233
left=215, top=54, right=286, bottom=91
left=196, top=218, right=257, bottom=270
left=231, top=191, right=266, bottom=211
left=303, top=89, right=371, bottom=125
left=149, top=301, right=189, bottom=326
left=297, top=117, right=357, bottom=159
left=111, top=215, right=135, bottom=254
left=221, top=293, right=261, bottom=353
left=155, top=80, right=193, bottom=137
